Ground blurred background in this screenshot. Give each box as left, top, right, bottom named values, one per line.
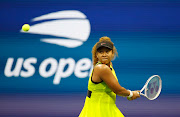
left=0, top=0, right=180, bottom=117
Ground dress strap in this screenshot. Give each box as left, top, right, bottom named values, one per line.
left=87, top=90, right=92, bottom=98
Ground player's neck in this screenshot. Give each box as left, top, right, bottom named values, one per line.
left=106, top=63, right=110, bottom=67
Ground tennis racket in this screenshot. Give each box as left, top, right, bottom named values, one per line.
left=139, top=75, right=162, bottom=100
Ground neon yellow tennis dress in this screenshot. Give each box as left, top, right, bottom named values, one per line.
left=79, top=62, right=124, bottom=117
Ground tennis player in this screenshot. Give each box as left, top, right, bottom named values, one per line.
left=79, top=36, right=140, bottom=117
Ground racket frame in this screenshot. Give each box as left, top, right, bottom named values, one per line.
left=139, top=75, right=162, bottom=100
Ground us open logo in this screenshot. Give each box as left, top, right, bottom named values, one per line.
left=6, top=10, right=92, bottom=85
left=20, top=10, right=91, bottom=48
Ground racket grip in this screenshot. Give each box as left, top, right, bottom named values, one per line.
left=138, top=91, right=141, bottom=96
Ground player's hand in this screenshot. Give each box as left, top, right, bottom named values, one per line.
left=127, top=90, right=140, bottom=101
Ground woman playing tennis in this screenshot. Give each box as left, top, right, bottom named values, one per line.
left=79, top=36, right=140, bottom=117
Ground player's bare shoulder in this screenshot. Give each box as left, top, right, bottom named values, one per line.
left=94, top=64, right=111, bottom=75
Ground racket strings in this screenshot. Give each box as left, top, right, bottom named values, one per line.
left=146, top=77, right=160, bottom=99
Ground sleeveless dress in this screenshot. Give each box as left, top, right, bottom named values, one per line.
left=79, top=62, right=124, bottom=117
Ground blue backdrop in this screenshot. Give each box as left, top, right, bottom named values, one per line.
left=0, top=0, right=180, bottom=117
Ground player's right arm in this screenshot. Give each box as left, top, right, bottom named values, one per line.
left=93, top=64, right=140, bottom=99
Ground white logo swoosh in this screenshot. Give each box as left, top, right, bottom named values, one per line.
left=20, top=10, right=91, bottom=48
